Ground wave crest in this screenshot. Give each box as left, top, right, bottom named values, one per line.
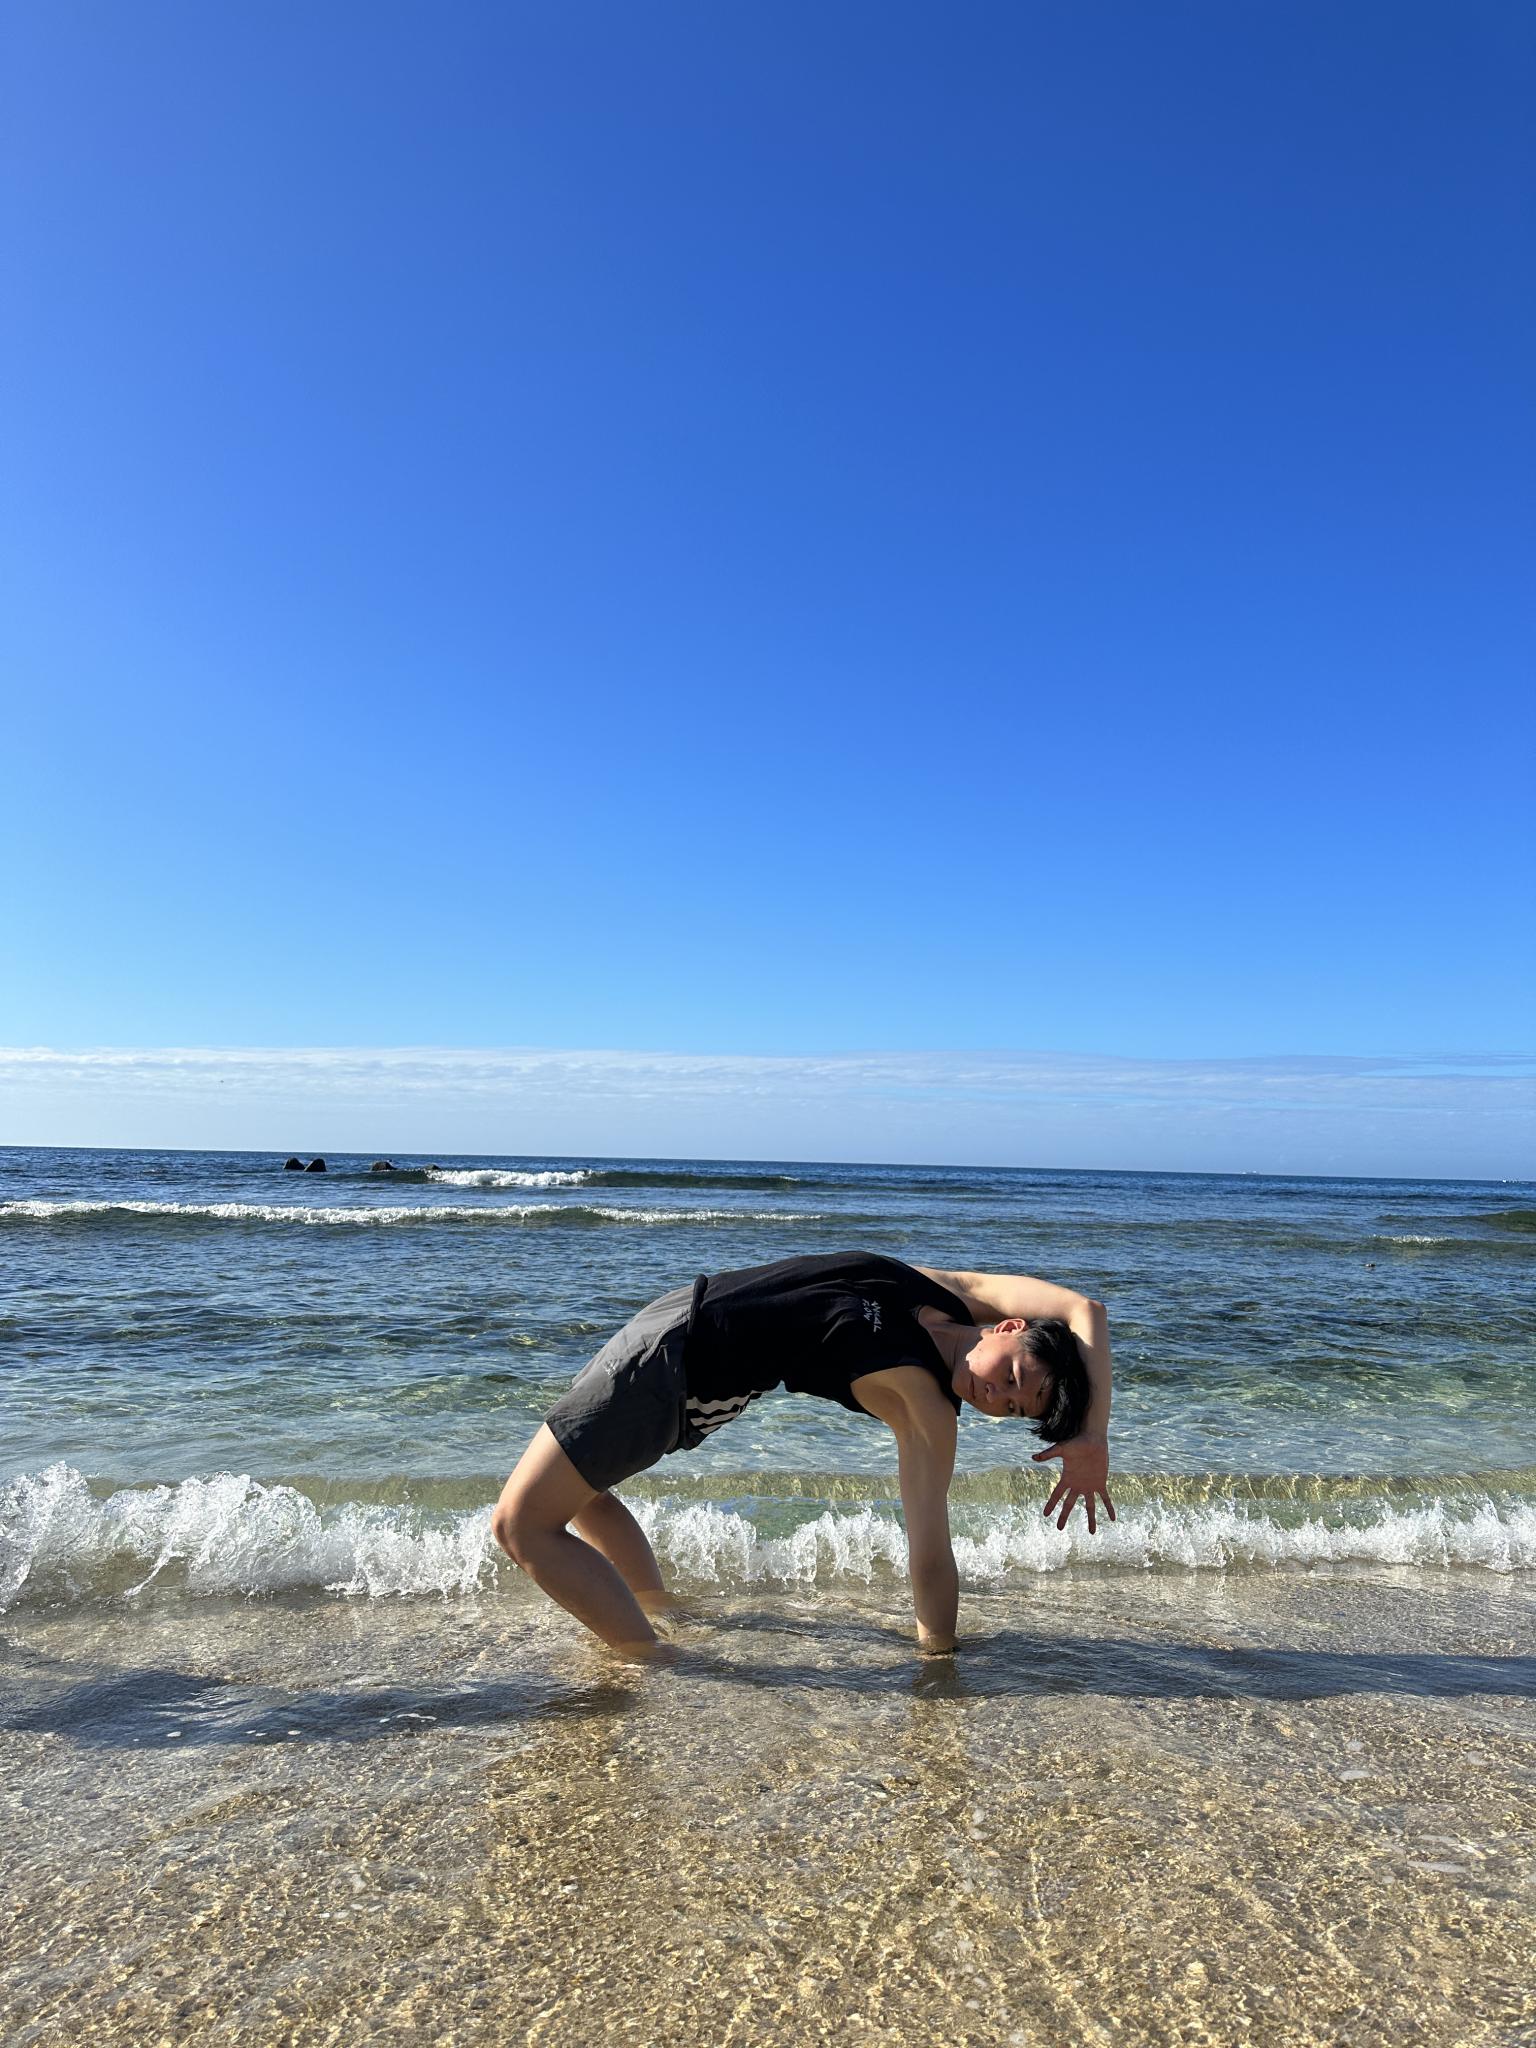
left=425, top=1168, right=592, bottom=1189
left=3, top=1466, right=1532, bottom=1613
left=0, top=1199, right=824, bottom=1229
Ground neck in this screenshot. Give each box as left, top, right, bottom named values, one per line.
left=930, top=1317, right=985, bottom=1380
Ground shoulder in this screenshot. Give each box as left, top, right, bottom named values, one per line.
left=902, top=1262, right=978, bottom=1324
left=849, top=1363, right=959, bottom=1442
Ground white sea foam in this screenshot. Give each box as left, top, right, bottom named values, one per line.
left=633, top=1496, right=1536, bottom=1581
left=0, top=1200, right=820, bottom=1228
left=0, top=1465, right=495, bottom=1610
left=425, top=1168, right=592, bottom=1188
left=3, top=1466, right=1532, bottom=1613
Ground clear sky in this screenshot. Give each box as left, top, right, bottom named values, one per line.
left=2, top=3, right=1532, bottom=1169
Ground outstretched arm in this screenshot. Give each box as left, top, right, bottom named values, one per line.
left=1034, top=1296, right=1114, bottom=1534
left=1062, top=1295, right=1112, bottom=1441
left=916, top=1266, right=1111, bottom=1432
left=916, top=1266, right=1116, bottom=1534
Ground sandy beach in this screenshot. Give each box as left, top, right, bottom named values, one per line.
left=4, top=1565, right=1532, bottom=2047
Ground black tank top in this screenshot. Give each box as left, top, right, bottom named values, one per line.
left=681, top=1250, right=972, bottom=1440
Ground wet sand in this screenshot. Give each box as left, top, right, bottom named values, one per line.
left=3, top=1569, right=1533, bottom=2046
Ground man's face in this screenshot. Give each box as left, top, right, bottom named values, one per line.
left=955, top=1318, right=1051, bottom=1421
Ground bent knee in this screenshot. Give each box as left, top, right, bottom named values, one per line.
left=491, top=1498, right=563, bottom=1569
left=491, top=1501, right=534, bottom=1566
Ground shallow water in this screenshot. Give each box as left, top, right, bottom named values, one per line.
left=4, top=1147, right=1535, bottom=1617
left=3, top=1574, right=1532, bottom=2046
left=4, top=1146, right=1535, bottom=1488
left=3, top=1146, right=1533, bottom=2041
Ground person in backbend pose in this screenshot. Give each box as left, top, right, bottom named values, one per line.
left=490, top=1251, right=1113, bottom=1661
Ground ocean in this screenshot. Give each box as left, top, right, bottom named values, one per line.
left=3, top=1146, right=1533, bottom=2044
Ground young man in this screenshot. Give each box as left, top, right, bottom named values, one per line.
left=490, top=1250, right=1114, bottom=1660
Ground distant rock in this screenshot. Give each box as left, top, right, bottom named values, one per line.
left=304, top=1157, right=327, bottom=1173
left=370, top=1160, right=396, bottom=1173
left=283, top=1157, right=304, bottom=1171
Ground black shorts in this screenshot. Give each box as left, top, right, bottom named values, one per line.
left=544, top=1277, right=708, bottom=1492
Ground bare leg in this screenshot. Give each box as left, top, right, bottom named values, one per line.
left=506, top=1524, right=666, bottom=1654
left=491, top=1426, right=672, bottom=1659
left=571, top=1491, right=682, bottom=1617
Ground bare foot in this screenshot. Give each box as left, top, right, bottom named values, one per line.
left=612, top=1637, right=680, bottom=1667
left=637, top=1591, right=693, bottom=1623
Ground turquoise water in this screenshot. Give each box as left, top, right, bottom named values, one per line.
left=2, top=1146, right=1533, bottom=1603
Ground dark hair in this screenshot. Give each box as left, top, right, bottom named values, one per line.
left=1021, top=1317, right=1091, bottom=1443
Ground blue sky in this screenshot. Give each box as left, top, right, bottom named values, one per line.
left=2, top=3, right=1532, bottom=1168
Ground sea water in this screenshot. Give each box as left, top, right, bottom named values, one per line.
left=3, top=1146, right=1533, bottom=1601
left=2, top=1148, right=1533, bottom=2045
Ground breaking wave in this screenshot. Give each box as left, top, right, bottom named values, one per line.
left=347, top=1166, right=813, bottom=1193
left=0, top=1200, right=827, bottom=1230
left=434, top=1171, right=819, bottom=1196
left=425, top=1168, right=593, bottom=1189
left=4, top=1465, right=1532, bottom=1613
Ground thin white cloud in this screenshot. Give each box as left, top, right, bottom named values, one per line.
left=0, top=1045, right=1531, bottom=1177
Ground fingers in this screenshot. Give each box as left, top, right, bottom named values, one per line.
left=1031, top=1445, right=1062, bottom=1464
left=1044, top=1484, right=1080, bottom=1531
left=1089, top=1490, right=1122, bottom=1540
left=1040, top=1485, right=1117, bottom=1536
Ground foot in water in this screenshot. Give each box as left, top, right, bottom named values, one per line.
left=613, top=1637, right=681, bottom=1666
left=637, top=1589, right=695, bottom=1619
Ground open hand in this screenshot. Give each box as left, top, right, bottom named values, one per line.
left=1032, top=1434, right=1115, bottom=1535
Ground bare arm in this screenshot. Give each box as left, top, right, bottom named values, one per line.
left=852, top=1366, right=960, bottom=1653
left=1032, top=1295, right=1115, bottom=1534
left=1066, top=1296, right=1112, bottom=1441
left=899, top=1426, right=959, bottom=1653
left=916, top=1265, right=1116, bottom=1535
left=916, top=1265, right=1112, bottom=1437
left=916, top=1267, right=1088, bottom=1325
